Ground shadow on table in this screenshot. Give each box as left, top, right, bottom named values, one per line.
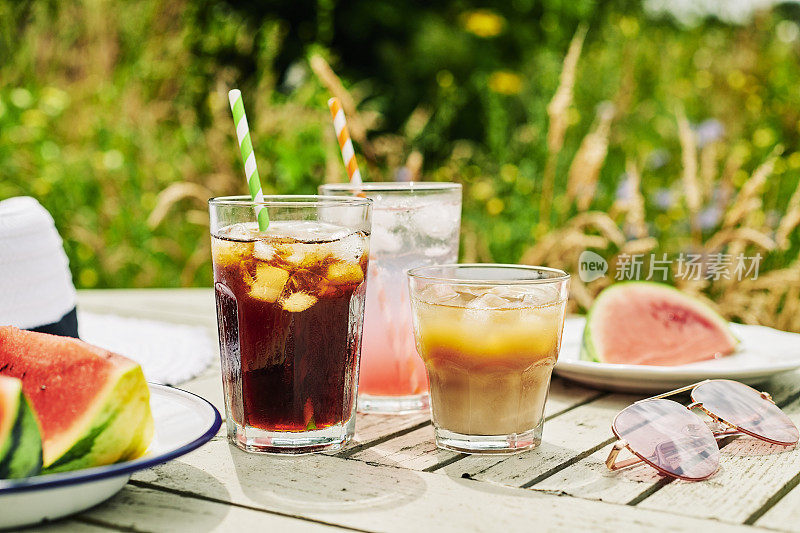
left=228, top=445, right=426, bottom=514
left=440, top=439, right=667, bottom=493
left=80, top=466, right=232, bottom=532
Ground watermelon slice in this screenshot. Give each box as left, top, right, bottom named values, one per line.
left=581, top=282, right=737, bottom=366
left=0, top=326, right=153, bottom=473
left=0, top=375, right=42, bottom=478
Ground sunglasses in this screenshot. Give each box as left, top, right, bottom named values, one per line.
left=605, top=379, right=799, bottom=481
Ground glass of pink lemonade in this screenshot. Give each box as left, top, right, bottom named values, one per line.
left=319, top=182, right=462, bottom=413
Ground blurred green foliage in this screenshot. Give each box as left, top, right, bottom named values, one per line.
left=0, top=0, right=798, bottom=289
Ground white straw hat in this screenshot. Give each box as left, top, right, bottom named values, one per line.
left=0, top=196, right=214, bottom=385
left=0, top=196, right=77, bottom=335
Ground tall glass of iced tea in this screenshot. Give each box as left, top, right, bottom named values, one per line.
left=209, top=196, right=372, bottom=453
left=319, top=183, right=461, bottom=414
left=408, top=264, right=569, bottom=454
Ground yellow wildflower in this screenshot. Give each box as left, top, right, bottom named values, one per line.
left=21, top=109, right=47, bottom=128
left=437, top=70, right=454, bottom=88
left=727, top=70, right=746, bottom=90
left=471, top=181, right=494, bottom=201
left=487, top=198, right=504, bottom=215
left=488, top=71, right=523, bottom=95
left=696, top=70, right=712, bottom=89
left=752, top=128, right=775, bottom=148
left=746, top=94, right=762, bottom=113
left=461, top=10, right=505, bottom=38
left=618, top=16, right=639, bottom=37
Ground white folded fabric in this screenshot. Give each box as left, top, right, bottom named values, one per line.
left=0, top=197, right=76, bottom=329
left=78, top=311, right=216, bottom=386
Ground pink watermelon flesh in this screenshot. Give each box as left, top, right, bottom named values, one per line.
left=586, top=283, right=737, bottom=366
left=0, top=327, right=127, bottom=439
left=0, top=326, right=152, bottom=470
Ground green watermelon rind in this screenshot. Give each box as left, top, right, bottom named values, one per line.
left=43, top=365, right=153, bottom=474
left=0, top=327, right=154, bottom=475
left=0, top=378, right=43, bottom=479
left=580, top=281, right=738, bottom=364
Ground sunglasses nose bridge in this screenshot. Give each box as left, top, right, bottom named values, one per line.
left=687, top=400, right=741, bottom=435
left=684, top=401, right=721, bottom=430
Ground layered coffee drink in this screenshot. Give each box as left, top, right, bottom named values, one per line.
left=408, top=265, right=569, bottom=454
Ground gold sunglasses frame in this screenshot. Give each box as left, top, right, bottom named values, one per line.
left=605, top=379, right=780, bottom=481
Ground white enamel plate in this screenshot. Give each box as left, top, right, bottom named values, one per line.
left=0, top=384, right=222, bottom=529
left=555, top=317, right=800, bottom=394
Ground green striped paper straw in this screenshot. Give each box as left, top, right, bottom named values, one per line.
left=228, top=89, right=269, bottom=231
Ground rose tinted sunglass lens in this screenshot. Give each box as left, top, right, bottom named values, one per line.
left=613, top=398, right=720, bottom=480
left=692, top=380, right=799, bottom=446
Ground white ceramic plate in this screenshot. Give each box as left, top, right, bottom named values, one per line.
left=555, top=317, right=800, bottom=394
left=0, top=384, right=222, bottom=529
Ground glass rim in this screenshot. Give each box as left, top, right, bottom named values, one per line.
left=319, top=182, right=462, bottom=193
left=406, top=263, right=570, bottom=285
left=208, top=194, right=372, bottom=208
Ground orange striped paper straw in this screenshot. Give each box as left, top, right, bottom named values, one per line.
left=327, top=97, right=363, bottom=185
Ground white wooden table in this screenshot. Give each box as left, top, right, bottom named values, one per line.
left=38, top=289, right=800, bottom=532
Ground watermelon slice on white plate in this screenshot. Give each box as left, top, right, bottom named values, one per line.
left=555, top=283, right=800, bottom=393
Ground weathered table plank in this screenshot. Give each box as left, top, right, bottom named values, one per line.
left=131, top=440, right=768, bottom=532
left=529, top=442, right=662, bottom=504
left=345, top=412, right=431, bottom=449
left=541, top=377, right=607, bottom=418
left=348, top=423, right=455, bottom=471
left=755, top=473, right=800, bottom=531
left=83, top=484, right=348, bottom=532
left=349, top=370, right=800, bottom=530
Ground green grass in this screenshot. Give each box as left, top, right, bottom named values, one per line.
left=1, top=0, right=798, bottom=296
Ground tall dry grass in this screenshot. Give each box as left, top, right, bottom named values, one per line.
left=517, top=37, right=800, bottom=332
left=140, top=19, right=800, bottom=333
left=539, top=25, right=587, bottom=232
left=226, top=25, right=800, bottom=333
